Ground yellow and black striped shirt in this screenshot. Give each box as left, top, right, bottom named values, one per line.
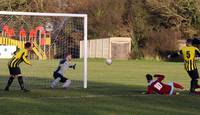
left=8, top=48, right=31, bottom=68
left=179, top=46, right=200, bottom=71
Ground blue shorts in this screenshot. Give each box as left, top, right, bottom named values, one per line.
left=8, top=66, right=21, bottom=75
left=168, top=82, right=174, bottom=95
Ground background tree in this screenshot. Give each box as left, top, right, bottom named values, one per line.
left=1, top=0, right=200, bottom=59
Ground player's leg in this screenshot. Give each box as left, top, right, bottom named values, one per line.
left=4, top=75, right=15, bottom=91
left=5, top=67, right=16, bottom=91
left=173, top=82, right=184, bottom=89
left=63, top=80, right=71, bottom=88
left=17, top=75, right=29, bottom=92
left=16, top=68, right=30, bottom=92
left=51, top=72, right=61, bottom=88
left=190, top=79, right=196, bottom=92
left=195, top=79, right=200, bottom=88
left=187, top=69, right=199, bottom=93
left=168, top=82, right=181, bottom=95
left=193, top=69, right=200, bottom=89
left=187, top=70, right=195, bottom=92
left=168, top=82, right=175, bottom=95
left=60, top=77, right=71, bottom=88
left=171, top=82, right=185, bottom=95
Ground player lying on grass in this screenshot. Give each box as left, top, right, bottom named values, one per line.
left=145, top=74, right=184, bottom=95
left=5, top=42, right=32, bottom=92
left=51, top=52, right=76, bottom=89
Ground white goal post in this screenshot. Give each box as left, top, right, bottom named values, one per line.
left=0, top=11, right=88, bottom=88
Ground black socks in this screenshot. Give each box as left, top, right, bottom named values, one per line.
left=5, top=77, right=14, bottom=91
left=5, top=76, right=26, bottom=91
left=190, top=79, right=198, bottom=92
left=18, top=76, right=24, bottom=90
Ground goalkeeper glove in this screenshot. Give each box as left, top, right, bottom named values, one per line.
left=69, top=64, right=76, bottom=70
left=167, top=54, right=171, bottom=59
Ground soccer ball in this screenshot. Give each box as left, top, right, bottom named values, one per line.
left=106, top=58, right=112, bottom=65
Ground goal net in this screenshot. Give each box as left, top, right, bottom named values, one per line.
left=0, top=11, right=88, bottom=89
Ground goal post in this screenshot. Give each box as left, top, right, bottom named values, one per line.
left=0, top=11, right=88, bottom=88
left=83, top=15, right=88, bottom=89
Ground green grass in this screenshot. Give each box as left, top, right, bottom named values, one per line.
left=0, top=59, right=200, bottom=115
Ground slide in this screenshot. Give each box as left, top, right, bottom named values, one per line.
left=0, top=37, right=47, bottom=60
left=32, top=42, right=47, bottom=60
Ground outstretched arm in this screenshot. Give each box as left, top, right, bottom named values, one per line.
left=146, top=86, right=154, bottom=94
left=195, top=47, right=200, bottom=57
left=69, top=64, right=76, bottom=70
left=23, top=55, right=31, bottom=65
left=154, top=74, right=165, bottom=81
left=168, top=50, right=182, bottom=58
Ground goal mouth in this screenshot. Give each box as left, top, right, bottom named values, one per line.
left=0, top=11, right=88, bottom=89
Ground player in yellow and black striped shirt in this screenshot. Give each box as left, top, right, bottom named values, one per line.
left=5, top=42, right=32, bottom=92
left=169, top=39, right=200, bottom=94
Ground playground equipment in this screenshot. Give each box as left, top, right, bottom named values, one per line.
left=0, top=11, right=88, bottom=89
left=0, top=25, right=50, bottom=60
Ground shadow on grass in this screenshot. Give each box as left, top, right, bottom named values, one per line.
left=0, top=75, right=145, bottom=97
left=1, top=76, right=200, bottom=115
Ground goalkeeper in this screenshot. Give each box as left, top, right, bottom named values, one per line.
left=51, top=53, right=76, bottom=88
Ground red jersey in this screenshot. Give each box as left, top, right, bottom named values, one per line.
left=147, top=75, right=172, bottom=95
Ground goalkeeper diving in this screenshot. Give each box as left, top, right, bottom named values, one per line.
left=51, top=52, right=76, bottom=89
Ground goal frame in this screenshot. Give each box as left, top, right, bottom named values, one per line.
left=0, top=11, right=88, bottom=88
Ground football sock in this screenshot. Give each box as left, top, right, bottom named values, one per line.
left=194, top=80, right=200, bottom=88
left=173, top=82, right=184, bottom=89
left=190, top=79, right=196, bottom=92
left=63, top=80, right=71, bottom=88
left=69, top=64, right=76, bottom=70
left=18, top=76, right=25, bottom=90
left=51, top=77, right=61, bottom=88
left=5, top=76, right=14, bottom=90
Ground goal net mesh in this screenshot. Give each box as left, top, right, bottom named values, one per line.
left=0, top=12, right=86, bottom=90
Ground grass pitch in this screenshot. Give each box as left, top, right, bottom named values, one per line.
left=0, top=59, right=200, bottom=115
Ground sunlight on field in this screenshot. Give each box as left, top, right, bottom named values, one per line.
left=1, top=59, right=200, bottom=115
left=0, top=59, right=193, bottom=88
left=0, top=59, right=83, bottom=79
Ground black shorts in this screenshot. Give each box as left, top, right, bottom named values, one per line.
left=187, top=69, right=199, bottom=79
left=8, top=66, right=21, bottom=76
left=53, top=72, right=67, bottom=83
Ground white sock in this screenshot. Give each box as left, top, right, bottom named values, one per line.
left=63, top=80, right=71, bottom=88
left=51, top=77, right=61, bottom=88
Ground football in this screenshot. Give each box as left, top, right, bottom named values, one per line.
left=106, top=58, right=112, bottom=65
